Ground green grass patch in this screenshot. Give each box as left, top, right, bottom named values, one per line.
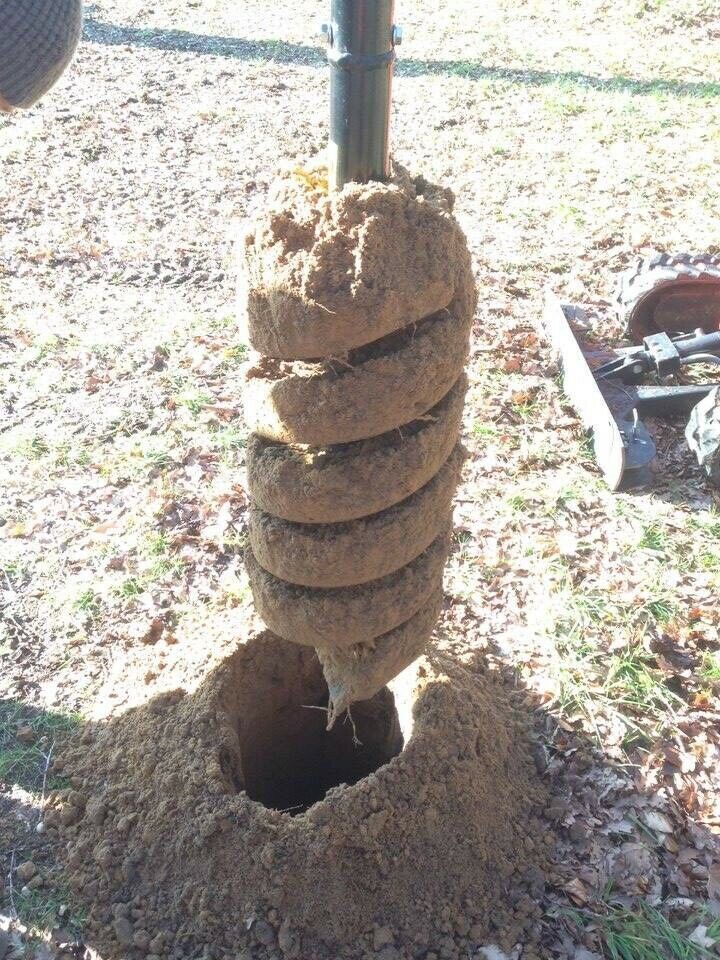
left=73, top=588, right=102, bottom=616
left=637, top=522, right=669, bottom=554
left=699, top=650, right=720, bottom=685
left=570, top=902, right=720, bottom=959
left=222, top=343, right=248, bottom=365
left=174, top=390, right=213, bottom=415
left=471, top=421, right=498, bottom=439
left=0, top=700, right=81, bottom=793
left=14, top=883, right=86, bottom=940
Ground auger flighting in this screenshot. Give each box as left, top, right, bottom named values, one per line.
left=240, top=0, right=476, bottom=723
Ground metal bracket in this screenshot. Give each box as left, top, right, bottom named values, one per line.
left=643, top=333, right=681, bottom=376
left=541, top=293, right=720, bottom=489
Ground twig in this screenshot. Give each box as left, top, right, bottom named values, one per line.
left=344, top=706, right=362, bottom=747
left=8, top=847, right=17, bottom=918
left=38, top=742, right=55, bottom=821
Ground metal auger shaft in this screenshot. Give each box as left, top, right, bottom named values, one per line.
left=322, top=0, right=401, bottom=190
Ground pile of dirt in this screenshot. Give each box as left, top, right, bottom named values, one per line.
left=240, top=164, right=477, bottom=713
left=52, top=632, right=551, bottom=960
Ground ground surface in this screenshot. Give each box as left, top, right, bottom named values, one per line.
left=1, top=0, right=720, bottom=957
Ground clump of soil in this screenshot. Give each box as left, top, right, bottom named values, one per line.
left=243, top=308, right=472, bottom=446
left=52, top=632, right=550, bottom=960
left=240, top=161, right=476, bottom=360
left=245, top=373, right=467, bottom=524
left=241, top=161, right=477, bottom=717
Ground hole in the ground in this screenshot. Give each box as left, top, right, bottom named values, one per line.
left=222, top=637, right=404, bottom=814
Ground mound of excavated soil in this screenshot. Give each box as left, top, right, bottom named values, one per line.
left=245, top=374, right=467, bottom=524
left=52, top=632, right=551, bottom=960
left=240, top=162, right=476, bottom=360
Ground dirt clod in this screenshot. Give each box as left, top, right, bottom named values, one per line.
left=240, top=162, right=475, bottom=360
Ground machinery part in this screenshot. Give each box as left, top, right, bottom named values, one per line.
left=593, top=329, right=720, bottom=383
left=543, top=292, right=720, bottom=490
left=238, top=3, right=475, bottom=717
left=318, top=587, right=444, bottom=727
left=245, top=374, right=467, bottom=524
left=327, top=0, right=398, bottom=189
left=686, top=386, right=720, bottom=485
left=243, top=307, right=471, bottom=446
left=245, top=528, right=450, bottom=650
left=247, top=445, right=464, bottom=588
left=616, top=252, right=720, bottom=342
left=542, top=294, right=632, bottom=490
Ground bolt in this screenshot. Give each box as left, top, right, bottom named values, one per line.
left=319, top=22, right=333, bottom=44
left=391, top=24, right=403, bottom=46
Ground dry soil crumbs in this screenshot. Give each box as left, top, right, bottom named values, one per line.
left=51, top=632, right=551, bottom=960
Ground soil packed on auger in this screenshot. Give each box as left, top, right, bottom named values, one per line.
left=239, top=163, right=476, bottom=722
left=238, top=1, right=477, bottom=722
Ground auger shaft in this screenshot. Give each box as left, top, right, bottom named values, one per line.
left=326, top=0, right=398, bottom=190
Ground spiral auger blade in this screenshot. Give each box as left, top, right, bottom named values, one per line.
left=238, top=3, right=477, bottom=723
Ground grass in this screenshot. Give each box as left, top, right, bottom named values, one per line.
left=570, top=902, right=720, bottom=959
left=73, top=588, right=102, bottom=616
left=637, top=522, right=669, bottom=553
left=13, top=884, right=86, bottom=940
left=547, top=577, right=684, bottom=746
left=0, top=701, right=81, bottom=793
left=698, top=650, right=720, bottom=685
left=174, top=390, right=213, bottom=414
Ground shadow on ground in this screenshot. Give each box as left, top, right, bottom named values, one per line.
left=82, top=19, right=720, bottom=98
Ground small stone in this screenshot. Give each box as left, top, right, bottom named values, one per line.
left=16, top=861, right=37, bottom=882
left=113, top=917, right=134, bottom=945
left=373, top=926, right=394, bottom=951
left=133, top=930, right=151, bottom=950
left=253, top=921, right=276, bottom=948
left=16, top=725, right=35, bottom=745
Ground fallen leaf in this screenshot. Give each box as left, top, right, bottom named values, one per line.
left=564, top=877, right=589, bottom=905
left=642, top=810, right=674, bottom=834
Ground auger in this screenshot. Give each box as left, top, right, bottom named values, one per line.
left=240, top=0, right=476, bottom=723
